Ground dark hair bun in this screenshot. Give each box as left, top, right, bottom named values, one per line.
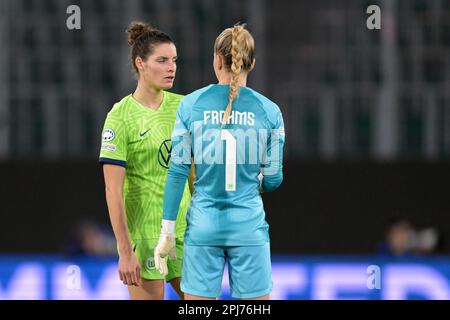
left=127, top=22, right=153, bottom=46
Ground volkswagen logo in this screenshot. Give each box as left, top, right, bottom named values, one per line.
left=158, top=139, right=172, bottom=169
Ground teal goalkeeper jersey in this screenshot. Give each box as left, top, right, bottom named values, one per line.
left=99, top=92, right=190, bottom=240
left=164, top=84, right=285, bottom=246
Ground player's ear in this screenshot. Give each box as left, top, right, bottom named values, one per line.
left=249, top=58, right=256, bottom=72
left=135, top=56, right=145, bottom=71
left=215, top=54, right=224, bottom=71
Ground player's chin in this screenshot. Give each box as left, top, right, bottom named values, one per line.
left=160, top=79, right=175, bottom=90
left=162, top=84, right=174, bottom=90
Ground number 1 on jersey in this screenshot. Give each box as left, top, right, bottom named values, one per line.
left=221, top=129, right=236, bottom=191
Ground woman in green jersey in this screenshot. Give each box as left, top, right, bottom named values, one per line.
left=99, top=21, right=193, bottom=300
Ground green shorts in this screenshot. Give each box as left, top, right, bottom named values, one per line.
left=130, top=237, right=184, bottom=282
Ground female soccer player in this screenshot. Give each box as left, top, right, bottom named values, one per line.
left=99, top=22, right=193, bottom=300
left=154, top=23, right=285, bottom=300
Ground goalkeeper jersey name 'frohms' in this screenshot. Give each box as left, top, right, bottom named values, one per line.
left=203, top=110, right=255, bottom=126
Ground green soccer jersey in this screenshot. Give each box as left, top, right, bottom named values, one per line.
left=99, top=92, right=190, bottom=240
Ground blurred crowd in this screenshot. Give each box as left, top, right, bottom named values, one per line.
left=64, top=218, right=117, bottom=257
left=378, top=218, right=444, bottom=257
left=63, top=216, right=445, bottom=258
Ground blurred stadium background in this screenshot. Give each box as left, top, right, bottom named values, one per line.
left=1, top=0, right=450, bottom=299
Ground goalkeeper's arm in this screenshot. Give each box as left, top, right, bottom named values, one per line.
left=154, top=152, right=190, bottom=276
left=260, top=120, right=285, bottom=192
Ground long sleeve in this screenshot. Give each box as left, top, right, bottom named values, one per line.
left=261, top=109, right=285, bottom=192
left=163, top=103, right=192, bottom=221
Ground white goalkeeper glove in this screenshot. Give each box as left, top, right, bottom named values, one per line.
left=258, top=172, right=264, bottom=193
left=154, top=219, right=177, bottom=277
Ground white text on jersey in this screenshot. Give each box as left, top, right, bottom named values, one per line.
left=204, top=111, right=255, bottom=126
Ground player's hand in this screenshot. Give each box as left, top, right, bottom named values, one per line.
left=154, top=233, right=176, bottom=276
left=118, top=251, right=142, bottom=287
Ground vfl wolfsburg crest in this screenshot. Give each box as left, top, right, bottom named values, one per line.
left=146, top=257, right=156, bottom=270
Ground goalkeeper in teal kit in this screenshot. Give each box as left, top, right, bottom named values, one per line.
left=155, top=24, right=285, bottom=300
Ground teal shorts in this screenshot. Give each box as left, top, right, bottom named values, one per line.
left=181, top=242, right=272, bottom=299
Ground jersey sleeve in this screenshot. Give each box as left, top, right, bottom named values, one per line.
left=98, top=110, right=128, bottom=168
left=261, top=105, right=285, bottom=192
left=163, top=100, right=192, bottom=221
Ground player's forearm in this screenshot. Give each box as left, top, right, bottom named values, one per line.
left=105, top=189, right=132, bottom=255
left=262, top=129, right=285, bottom=192
left=163, top=168, right=188, bottom=221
